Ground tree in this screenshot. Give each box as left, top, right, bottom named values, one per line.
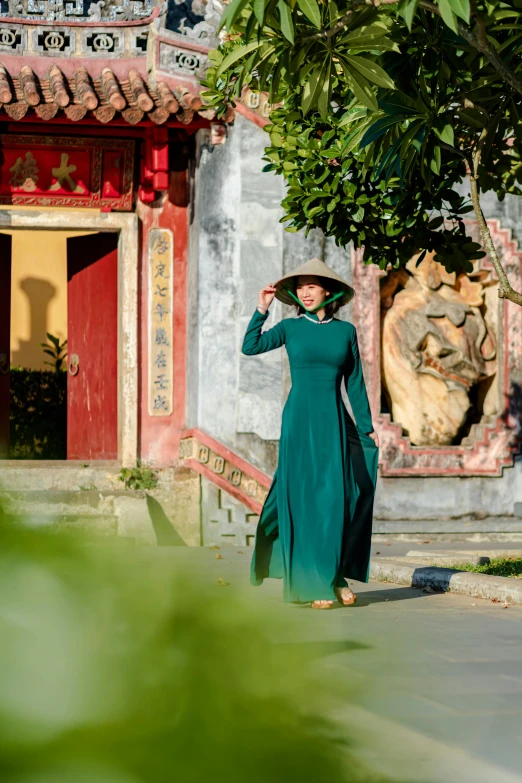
left=201, top=0, right=522, bottom=305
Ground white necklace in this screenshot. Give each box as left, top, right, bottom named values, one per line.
left=299, top=313, right=333, bottom=325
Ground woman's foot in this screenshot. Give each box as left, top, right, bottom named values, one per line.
left=335, top=586, right=356, bottom=606
left=311, top=599, right=334, bottom=609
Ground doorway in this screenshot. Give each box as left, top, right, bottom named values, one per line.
left=0, top=210, right=138, bottom=465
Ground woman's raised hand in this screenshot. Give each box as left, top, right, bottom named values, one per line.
left=258, top=284, right=277, bottom=312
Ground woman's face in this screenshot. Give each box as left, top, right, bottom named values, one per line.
left=295, top=275, right=330, bottom=310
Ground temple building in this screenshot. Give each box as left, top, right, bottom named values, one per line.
left=0, top=0, right=521, bottom=544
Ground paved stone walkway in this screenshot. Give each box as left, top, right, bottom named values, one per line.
left=371, top=538, right=522, bottom=558
left=150, top=546, right=522, bottom=783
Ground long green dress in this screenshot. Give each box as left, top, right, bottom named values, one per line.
left=242, top=308, right=379, bottom=603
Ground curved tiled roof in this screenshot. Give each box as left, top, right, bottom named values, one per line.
left=0, top=63, right=231, bottom=125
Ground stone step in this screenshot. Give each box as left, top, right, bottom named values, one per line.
left=0, top=489, right=157, bottom=546
left=373, top=517, right=522, bottom=535
left=0, top=462, right=123, bottom=492
left=8, top=512, right=119, bottom=536
left=0, top=489, right=146, bottom=517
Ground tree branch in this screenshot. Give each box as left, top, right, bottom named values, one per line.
left=418, top=0, right=522, bottom=97
left=302, top=4, right=359, bottom=41
left=468, top=127, right=522, bottom=306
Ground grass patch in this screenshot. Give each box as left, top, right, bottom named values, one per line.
left=456, top=557, right=522, bottom=579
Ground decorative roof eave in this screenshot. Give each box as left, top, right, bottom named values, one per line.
left=0, top=61, right=231, bottom=126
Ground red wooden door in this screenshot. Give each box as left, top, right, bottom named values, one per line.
left=0, top=234, right=12, bottom=458
left=67, top=233, right=118, bottom=460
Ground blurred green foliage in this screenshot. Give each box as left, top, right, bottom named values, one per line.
left=9, top=368, right=67, bottom=460
left=0, top=507, right=391, bottom=783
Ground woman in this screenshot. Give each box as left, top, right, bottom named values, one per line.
left=242, top=258, right=379, bottom=609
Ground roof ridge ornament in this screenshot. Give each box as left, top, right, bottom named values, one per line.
left=1, top=0, right=159, bottom=22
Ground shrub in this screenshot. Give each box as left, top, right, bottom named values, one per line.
left=9, top=368, right=67, bottom=460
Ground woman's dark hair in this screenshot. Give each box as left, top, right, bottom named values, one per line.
left=292, top=275, right=343, bottom=318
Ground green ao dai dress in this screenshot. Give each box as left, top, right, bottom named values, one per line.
left=242, top=307, right=379, bottom=604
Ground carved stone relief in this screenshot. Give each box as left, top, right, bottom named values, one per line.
left=352, top=219, right=521, bottom=476
left=381, top=251, right=498, bottom=446
left=167, top=0, right=222, bottom=40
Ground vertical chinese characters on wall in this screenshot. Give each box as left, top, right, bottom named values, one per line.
left=149, top=228, right=174, bottom=417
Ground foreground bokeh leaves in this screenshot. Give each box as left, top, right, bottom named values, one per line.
left=0, top=508, right=389, bottom=783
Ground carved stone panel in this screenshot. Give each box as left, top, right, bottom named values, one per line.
left=352, top=219, right=522, bottom=476
left=0, top=25, right=25, bottom=53
left=158, top=41, right=207, bottom=77
left=30, top=26, right=75, bottom=55
left=81, top=27, right=123, bottom=57
left=381, top=251, right=498, bottom=446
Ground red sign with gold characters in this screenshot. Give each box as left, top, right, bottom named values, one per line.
left=0, top=135, right=135, bottom=210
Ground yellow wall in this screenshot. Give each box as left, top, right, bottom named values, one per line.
left=1, top=221, right=96, bottom=370
left=8, top=231, right=66, bottom=370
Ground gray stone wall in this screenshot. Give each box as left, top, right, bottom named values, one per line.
left=187, top=115, right=283, bottom=474
left=188, top=115, right=522, bottom=528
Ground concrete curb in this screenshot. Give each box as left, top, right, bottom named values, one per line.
left=369, top=559, right=522, bottom=605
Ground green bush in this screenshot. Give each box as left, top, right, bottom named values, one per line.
left=9, top=368, right=67, bottom=460
left=119, top=466, right=159, bottom=491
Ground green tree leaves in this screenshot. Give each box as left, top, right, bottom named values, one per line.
left=343, top=55, right=395, bottom=89
left=437, top=0, right=470, bottom=32
left=202, top=0, right=522, bottom=294
left=278, top=0, right=295, bottom=42
left=213, top=0, right=399, bottom=117
left=216, top=40, right=264, bottom=78
left=297, top=0, right=321, bottom=28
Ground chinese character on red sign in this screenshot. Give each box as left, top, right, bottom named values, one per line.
left=0, top=135, right=134, bottom=210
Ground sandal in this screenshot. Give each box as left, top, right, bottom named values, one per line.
left=335, top=587, right=357, bottom=606
left=311, top=600, right=334, bottom=610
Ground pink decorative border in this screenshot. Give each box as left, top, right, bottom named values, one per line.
left=352, top=219, right=522, bottom=477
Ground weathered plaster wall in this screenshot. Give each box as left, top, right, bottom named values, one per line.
left=189, top=115, right=522, bottom=526
left=188, top=117, right=281, bottom=473
left=188, top=116, right=357, bottom=476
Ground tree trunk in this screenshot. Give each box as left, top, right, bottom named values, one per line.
left=468, top=129, right=522, bottom=307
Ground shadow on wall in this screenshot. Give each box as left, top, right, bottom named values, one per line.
left=508, top=381, right=522, bottom=443
left=11, top=278, right=57, bottom=369
left=146, top=495, right=187, bottom=546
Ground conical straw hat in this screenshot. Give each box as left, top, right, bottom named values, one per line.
left=274, top=257, right=355, bottom=307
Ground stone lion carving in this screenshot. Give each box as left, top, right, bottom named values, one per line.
left=381, top=252, right=498, bottom=446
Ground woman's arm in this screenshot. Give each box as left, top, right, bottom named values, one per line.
left=345, top=326, right=374, bottom=434
left=241, top=309, right=286, bottom=355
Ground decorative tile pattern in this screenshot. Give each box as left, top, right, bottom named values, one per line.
left=82, top=28, right=123, bottom=56
left=0, top=25, right=24, bottom=52
left=178, top=433, right=270, bottom=511
left=201, top=477, right=259, bottom=547
left=159, top=41, right=207, bottom=76
left=30, top=26, right=74, bottom=54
